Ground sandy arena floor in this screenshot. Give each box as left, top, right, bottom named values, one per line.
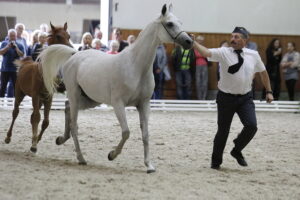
left=0, top=108, right=299, bottom=200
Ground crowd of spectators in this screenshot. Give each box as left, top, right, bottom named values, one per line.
left=0, top=23, right=299, bottom=100
left=0, top=23, right=135, bottom=97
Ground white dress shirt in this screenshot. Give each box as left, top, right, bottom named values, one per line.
left=208, top=47, right=265, bottom=95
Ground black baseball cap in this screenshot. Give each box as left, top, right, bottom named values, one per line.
left=232, top=27, right=249, bottom=38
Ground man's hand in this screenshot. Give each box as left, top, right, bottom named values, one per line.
left=11, top=42, right=24, bottom=57
left=0, top=43, right=12, bottom=55
left=10, top=41, right=17, bottom=49
left=189, top=33, right=195, bottom=41
left=266, top=93, right=274, bottom=103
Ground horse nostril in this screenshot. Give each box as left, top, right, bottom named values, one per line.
left=185, top=40, right=192, bottom=45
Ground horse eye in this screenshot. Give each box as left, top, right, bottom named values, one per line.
left=166, top=22, right=174, bottom=28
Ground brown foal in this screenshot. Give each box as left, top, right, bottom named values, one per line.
left=5, top=22, right=72, bottom=152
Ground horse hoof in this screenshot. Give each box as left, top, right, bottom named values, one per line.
left=108, top=151, right=115, bottom=161
left=4, top=137, right=11, bottom=144
left=30, top=147, right=37, bottom=153
left=147, top=168, right=156, bottom=174
left=56, top=137, right=63, bottom=145
left=79, top=161, right=87, bottom=165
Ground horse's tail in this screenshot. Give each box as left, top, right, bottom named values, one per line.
left=14, top=57, right=35, bottom=73
left=37, top=44, right=77, bottom=95
left=14, top=59, right=25, bottom=68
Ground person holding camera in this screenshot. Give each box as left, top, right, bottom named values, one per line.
left=0, top=29, right=25, bottom=97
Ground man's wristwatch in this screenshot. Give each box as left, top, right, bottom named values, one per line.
left=266, top=91, right=273, bottom=94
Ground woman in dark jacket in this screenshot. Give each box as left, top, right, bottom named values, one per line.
left=262, top=38, right=282, bottom=100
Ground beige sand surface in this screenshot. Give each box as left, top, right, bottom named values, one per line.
left=0, top=108, right=299, bottom=200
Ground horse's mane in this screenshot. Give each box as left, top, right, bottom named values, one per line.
left=136, top=19, right=160, bottom=40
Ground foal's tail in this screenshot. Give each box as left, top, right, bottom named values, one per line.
left=38, top=44, right=77, bottom=95
left=14, top=57, right=35, bottom=72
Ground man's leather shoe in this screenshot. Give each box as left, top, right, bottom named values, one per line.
left=211, top=164, right=221, bottom=170
left=230, top=149, right=248, bottom=167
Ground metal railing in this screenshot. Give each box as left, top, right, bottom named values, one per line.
left=1, top=97, right=299, bottom=113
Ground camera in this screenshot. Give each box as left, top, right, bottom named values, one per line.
left=10, top=41, right=16, bottom=49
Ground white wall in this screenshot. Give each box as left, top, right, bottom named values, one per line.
left=1, top=1, right=298, bottom=36
left=112, top=0, right=300, bottom=35
left=0, top=2, right=100, bottom=33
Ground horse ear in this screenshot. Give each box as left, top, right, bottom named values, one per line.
left=50, top=22, right=55, bottom=30
left=168, top=4, right=173, bottom=12
left=64, top=22, right=68, bottom=31
left=161, top=4, right=167, bottom=16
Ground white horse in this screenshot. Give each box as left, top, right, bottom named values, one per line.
left=38, top=4, right=193, bottom=173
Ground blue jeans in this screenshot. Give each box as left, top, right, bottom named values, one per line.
left=175, top=70, right=192, bottom=100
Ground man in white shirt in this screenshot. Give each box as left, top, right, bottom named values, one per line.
left=193, top=27, right=274, bottom=170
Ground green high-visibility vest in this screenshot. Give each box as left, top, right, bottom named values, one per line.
left=180, top=49, right=191, bottom=70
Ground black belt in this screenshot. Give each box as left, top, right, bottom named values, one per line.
left=219, top=90, right=250, bottom=97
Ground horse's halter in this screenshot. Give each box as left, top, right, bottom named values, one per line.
left=161, top=22, right=184, bottom=42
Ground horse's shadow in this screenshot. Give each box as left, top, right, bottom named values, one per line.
left=0, top=148, right=146, bottom=174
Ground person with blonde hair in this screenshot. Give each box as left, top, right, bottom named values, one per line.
left=31, top=32, right=48, bottom=61
left=107, top=40, right=119, bottom=54
left=78, top=32, right=93, bottom=51
left=28, top=29, right=41, bottom=56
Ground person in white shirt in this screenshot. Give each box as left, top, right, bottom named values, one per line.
left=193, top=27, right=274, bottom=170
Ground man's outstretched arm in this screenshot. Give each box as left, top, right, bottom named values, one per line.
left=193, top=41, right=212, bottom=58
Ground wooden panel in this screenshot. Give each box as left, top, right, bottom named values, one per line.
left=0, top=16, right=16, bottom=41
left=121, top=29, right=300, bottom=99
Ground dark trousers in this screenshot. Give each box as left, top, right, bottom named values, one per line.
left=285, top=79, right=297, bottom=101
left=0, top=71, right=17, bottom=97
left=212, top=91, right=258, bottom=165
left=175, top=70, right=192, bottom=100
left=262, top=70, right=281, bottom=100
left=153, top=72, right=165, bottom=99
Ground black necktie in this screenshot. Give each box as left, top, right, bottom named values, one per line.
left=228, top=49, right=244, bottom=74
